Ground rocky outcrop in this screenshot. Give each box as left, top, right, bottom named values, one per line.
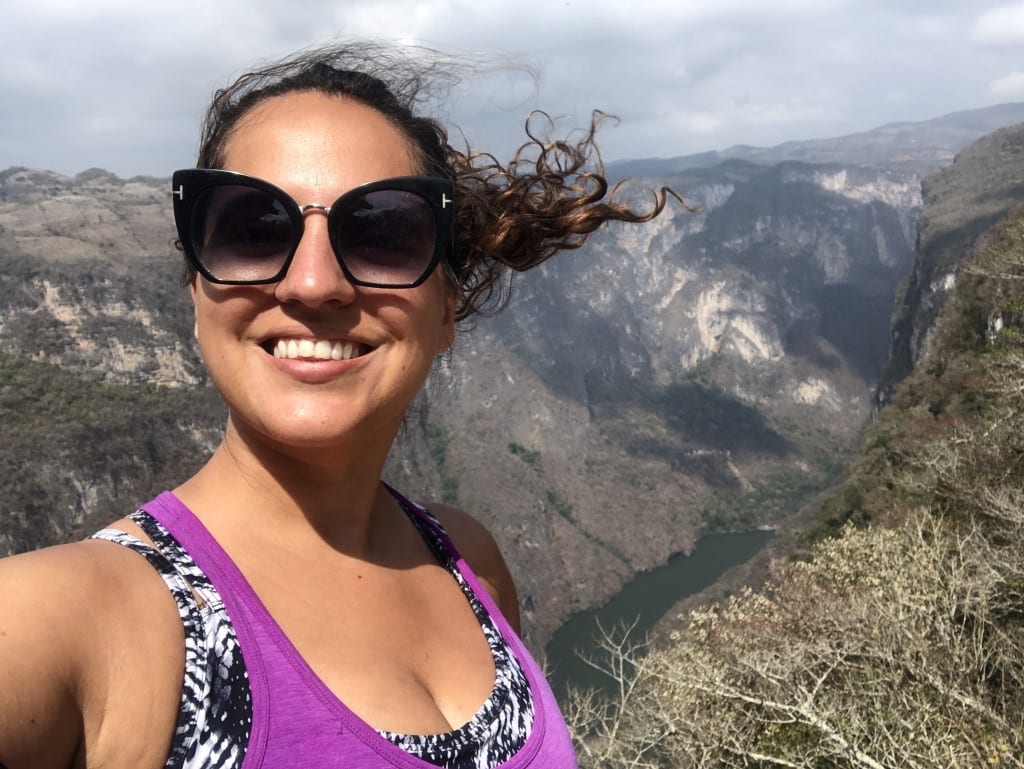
left=878, top=123, right=1024, bottom=406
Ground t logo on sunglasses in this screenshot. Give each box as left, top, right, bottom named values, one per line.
left=172, top=169, right=455, bottom=289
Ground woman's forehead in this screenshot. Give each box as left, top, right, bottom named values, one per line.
left=223, top=91, right=418, bottom=184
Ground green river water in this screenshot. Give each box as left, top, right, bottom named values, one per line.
left=545, top=530, right=774, bottom=697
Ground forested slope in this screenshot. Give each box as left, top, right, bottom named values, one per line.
left=569, top=197, right=1024, bottom=767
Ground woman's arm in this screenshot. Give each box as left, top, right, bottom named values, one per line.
left=0, top=545, right=94, bottom=769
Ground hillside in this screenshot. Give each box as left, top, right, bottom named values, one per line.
left=569, top=126, right=1024, bottom=769
left=880, top=120, right=1024, bottom=402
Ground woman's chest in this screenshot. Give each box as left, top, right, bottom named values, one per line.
left=244, top=560, right=500, bottom=736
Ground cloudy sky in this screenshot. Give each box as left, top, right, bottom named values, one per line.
left=3, top=0, right=1024, bottom=178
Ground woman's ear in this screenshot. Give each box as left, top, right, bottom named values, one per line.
left=189, top=276, right=200, bottom=341
left=437, top=289, right=457, bottom=354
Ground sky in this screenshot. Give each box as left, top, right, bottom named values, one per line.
left=3, top=0, right=1024, bottom=178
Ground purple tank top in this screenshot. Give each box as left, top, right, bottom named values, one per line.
left=137, top=491, right=579, bottom=769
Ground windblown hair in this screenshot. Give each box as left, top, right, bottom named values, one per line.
left=194, top=42, right=685, bottom=321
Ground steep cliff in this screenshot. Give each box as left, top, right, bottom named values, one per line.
left=878, top=122, right=1024, bottom=404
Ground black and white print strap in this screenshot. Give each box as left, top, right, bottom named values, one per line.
left=382, top=503, right=536, bottom=769
left=91, top=512, right=252, bottom=769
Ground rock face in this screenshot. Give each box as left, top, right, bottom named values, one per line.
left=878, top=123, right=1024, bottom=404
left=0, top=167, right=201, bottom=385
left=1, top=106, right=1022, bottom=647
left=404, top=159, right=921, bottom=641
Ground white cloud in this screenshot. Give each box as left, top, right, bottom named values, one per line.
left=971, top=2, right=1024, bottom=47
left=0, top=0, right=1021, bottom=175
left=989, top=70, right=1024, bottom=98
left=684, top=113, right=724, bottom=134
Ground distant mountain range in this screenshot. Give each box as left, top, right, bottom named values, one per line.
left=611, top=102, right=1024, bottom=176
left=3, top=103, right=1024, bottom=647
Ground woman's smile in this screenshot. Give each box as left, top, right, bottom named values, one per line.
left=259, top=335, right=373, bottom=385
left=268, top=338, right=369, bottom=361
left=254, top=327, right=377, bottom=386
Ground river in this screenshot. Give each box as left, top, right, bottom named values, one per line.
left=545, top=530, right=774, bottom=697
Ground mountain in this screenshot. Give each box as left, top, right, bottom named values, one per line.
left=2, top=106, right=1022, bottom=648
left=611, top=102, right=1024, bottom=176
left=574, top=121, right=1024, bottom=769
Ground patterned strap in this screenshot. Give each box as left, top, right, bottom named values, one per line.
left=91, top=523, right=209, bottom=769
left=91, top=512, right=252, bottom=769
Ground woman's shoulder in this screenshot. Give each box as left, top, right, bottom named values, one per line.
left=0, top=540, right=142, bottom=669
left=0, top=537, right=182, bottom=662
left=1, top=534, right=169, bottom=596
left=0, top=539, right=184, bottom=767
left=0, top=538, right=142, bottom=615
left=423, top=503, right=522, bottom=634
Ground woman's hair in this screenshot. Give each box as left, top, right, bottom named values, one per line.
left=194, top=42, right=685, bottom=321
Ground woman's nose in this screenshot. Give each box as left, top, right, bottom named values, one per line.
left=273, top=211, right=357, bottom=306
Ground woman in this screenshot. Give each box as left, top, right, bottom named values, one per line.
left=0, top=43, right=675, bottom=768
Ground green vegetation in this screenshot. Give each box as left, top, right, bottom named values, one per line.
left=508, top=441, right=542, bottom=468
left=545, top=488, right=573, bottom=521
left=2, top=353, right=186, bottom=430
left=0, top=353, right=224, bottom=554
left=567, top=209, right=1024, bottom=767
left=704, top=467, right=828, bottom=532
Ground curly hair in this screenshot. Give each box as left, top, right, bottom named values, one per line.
left=192, top=42, right=686, bottom=321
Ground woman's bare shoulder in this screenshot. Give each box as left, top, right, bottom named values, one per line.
left=0, top=539, right=132, bottom=611
left=0, top=536, right=160, bottom=600
left=0, top=537, right=174, bottom=664
left=0, top=539, right=182, bottom=768
left=424, top=504, right=522, bottom=634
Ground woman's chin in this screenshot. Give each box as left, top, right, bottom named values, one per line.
left=227, top=404, right=402, bottom=458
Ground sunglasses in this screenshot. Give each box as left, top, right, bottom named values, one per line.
left=171, top=169, right=454, bottom=288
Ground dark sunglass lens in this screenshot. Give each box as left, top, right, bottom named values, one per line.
left=191, top=185, right=294, bottom=282
left=332, top=190, right=436, bottom=285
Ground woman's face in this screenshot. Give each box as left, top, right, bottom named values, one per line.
left=191, top=91, right=456, bottom=456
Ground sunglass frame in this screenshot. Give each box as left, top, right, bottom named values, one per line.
left=171, top=168, right=455, bottom=289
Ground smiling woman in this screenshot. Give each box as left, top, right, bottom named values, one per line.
left=0, top=42, right=679, bottom=769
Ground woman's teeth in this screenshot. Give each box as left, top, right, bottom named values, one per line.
left=272, top=339, right=363, bottom=360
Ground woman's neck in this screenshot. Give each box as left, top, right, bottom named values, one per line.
left=174, top=414, right=401, bottom=559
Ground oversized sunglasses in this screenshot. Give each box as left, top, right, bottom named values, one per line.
left=171, top=169, right=454, bottom=288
